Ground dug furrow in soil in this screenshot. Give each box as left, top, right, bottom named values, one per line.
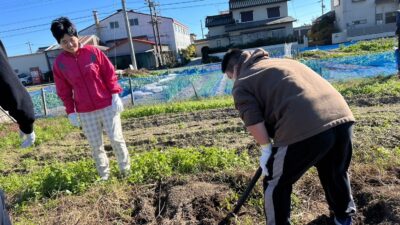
left=8, top=104, right=400, bottom=225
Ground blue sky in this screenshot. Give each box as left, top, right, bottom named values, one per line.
left=0, top=0, right=330, bottom=56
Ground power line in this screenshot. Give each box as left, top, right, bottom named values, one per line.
left=160, top=0, right=205, bottom=6
left=0, top=4, right=118, bottom=27
left=0, top=18, right=94, bottom=39
left=0, top=15, right=93, bottom=34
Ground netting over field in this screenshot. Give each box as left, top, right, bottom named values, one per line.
left=29, top=51, right=397, bottom=118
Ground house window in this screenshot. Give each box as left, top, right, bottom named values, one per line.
left=110, top=21, right=119, bottom=29
left=352, top=19, right=367, bottom=25
left=376, top=13, right=383, bottom=25
left=267, top=7, right=280, bottom=18
left=333, top=0, right=340, bottom=6
left=240, top=11, right=253, bottom=22
left=385, top=12, right=396, bottom=24
left=129, top=18, right=139, bottom=26
left=352, top=0, right=365, bottom=2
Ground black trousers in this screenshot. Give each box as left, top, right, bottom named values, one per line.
left=263, top=122, right=356, bottom=225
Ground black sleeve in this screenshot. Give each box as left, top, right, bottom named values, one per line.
left=0, top=40, right=35, bottom=134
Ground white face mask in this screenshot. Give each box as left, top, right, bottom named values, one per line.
left=226, top=65, right=238, bottom=80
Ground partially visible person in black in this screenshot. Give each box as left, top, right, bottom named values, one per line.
left=0, top=40, right=36, bottom=148
left=0, top=40, right=37, bottom=224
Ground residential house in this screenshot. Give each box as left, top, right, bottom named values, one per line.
left=331, top=0, right=400, bottom=43
left=202, top=0, right=296, bottom=50
left=79, top=9, right=191, bottom=62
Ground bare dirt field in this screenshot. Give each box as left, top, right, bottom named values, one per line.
left=5, top=98, right=400, bottom=225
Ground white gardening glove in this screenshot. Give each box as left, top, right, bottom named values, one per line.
left=19, top=130, right=36, bottom=148
left=260, top=143, right=272, bottom=176
left=68, top=113, right=80, bottom=127
left=111, top=93, right=124, bottom=113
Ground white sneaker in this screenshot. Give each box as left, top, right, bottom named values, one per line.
left=100, top=174, right=109, bottom=181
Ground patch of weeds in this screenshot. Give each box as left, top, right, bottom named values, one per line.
left=122, top=96, right=234, bottom=119
left=0, top=147, right=250, bottom=206
left=0, top=117, right=74, bottom=149
left=355, top=146, right=400, bottom=168
left=221, top=191, right=239, bottom=212
left=333, top=75, right=400, bottom=98
left=127, top=147, right=251, bottom=183
left=20, top=159, right=38, bottom=172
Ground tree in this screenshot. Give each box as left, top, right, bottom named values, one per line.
left=309, top=11, right=336, bottom=45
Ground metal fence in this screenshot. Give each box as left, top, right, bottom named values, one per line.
left=28, top=51, right=397, bottom=118
left=30, top=63, right=233, bottom=118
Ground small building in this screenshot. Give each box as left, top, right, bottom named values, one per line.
left=202, top=0, right=296, bottom=50
left=105, top=37, right=169, bottom=69
left=79, top=9, right=191, bottom=57
left=331, top=0, right=400, bottom=43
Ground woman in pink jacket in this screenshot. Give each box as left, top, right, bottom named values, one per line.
left=50, top=17, right=130, bottom=181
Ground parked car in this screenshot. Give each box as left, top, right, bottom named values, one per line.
left=17, top=73, right=32, bottom=86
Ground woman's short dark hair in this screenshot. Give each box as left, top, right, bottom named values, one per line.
left=221, top=48, right=243, bottom=73
left=50, top=17, right=77, bottom=43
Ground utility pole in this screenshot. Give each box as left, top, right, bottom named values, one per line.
left=200, top=20, right=204, bottom=39
left=147, top=2, right=160, bottom=67
left=153, top=6, right=164, bottom=66
left=25, top=41, right=32, bottom=54
left=320, top=0, right=325, bottom=15
left=146, top=0, right=163, bottom=67
left=121, top=0, right=137, bottom=70
left=92, top=11, right=101, bottom=38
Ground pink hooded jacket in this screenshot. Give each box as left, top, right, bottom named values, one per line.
left=53, top=45, right=122, bottom=114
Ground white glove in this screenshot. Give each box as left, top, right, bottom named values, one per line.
left=112, top=93, right=124, bottom=113
left=19, top=130, right=36, bottom=148
left=68, top=113, right=80, bottom=127
left=260, top=143, right=272, bottom=176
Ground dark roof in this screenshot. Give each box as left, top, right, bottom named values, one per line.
left=205, top=13, right=235, bottom=28
left=225, top=16, right=296, bottom=32
left=229, top=0, right=288, bottom=10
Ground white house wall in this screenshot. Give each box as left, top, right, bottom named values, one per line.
left=173, top=22, right=191, bottom=50
left=79, top=11, right=190, bottom=54
left=208, top=26, right=226, bottom=37
left=376, top=1, right=399, bottom=20
left=333, top=0, right=399, bottom=31
left=231, top=3, right=288, bottom=23
left=8, top=53, right=49, bottom=75
left=208, top=37, right=230, bottom=48
left=344, top=0, right=375, bottom=29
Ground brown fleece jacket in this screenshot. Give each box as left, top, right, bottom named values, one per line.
left=232, top=49, right=354, bottom=146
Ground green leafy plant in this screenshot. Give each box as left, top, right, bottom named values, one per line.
left=122, top=96, right=234, bottom=119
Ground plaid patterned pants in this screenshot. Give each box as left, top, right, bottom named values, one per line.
left=79, top=106, right=130, bottom=178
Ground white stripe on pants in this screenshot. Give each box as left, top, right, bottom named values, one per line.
left=79, top=106, right=130, bottom=178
